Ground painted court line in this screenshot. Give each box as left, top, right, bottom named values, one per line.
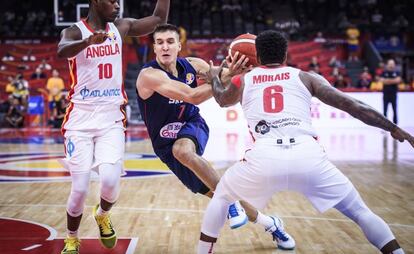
left=1, top=203, right=413, bottom=229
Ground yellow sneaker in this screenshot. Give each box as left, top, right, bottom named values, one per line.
left=61, top=236, right=80, bottom=254
left=93, top=204, right=117, bottom=249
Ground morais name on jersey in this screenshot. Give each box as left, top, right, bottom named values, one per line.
left=85, top=43, right=120, bottom=59
left=253, top=72, right=290, bottom=84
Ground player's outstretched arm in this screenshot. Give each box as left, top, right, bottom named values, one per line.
left=116, top=0, right=170, bottom=37
left=57, top=26, right=108, bottom=58
left=206, top=61, right=244, bottom=107
left=301, top=71, right=414, bottom=147
left=136, top=68, right=212, bottom=105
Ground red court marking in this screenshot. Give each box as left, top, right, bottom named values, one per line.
left=0, top=217, right=137, bottom=254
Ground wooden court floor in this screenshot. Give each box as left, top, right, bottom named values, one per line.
left=0, top=128, right=413, bottom=254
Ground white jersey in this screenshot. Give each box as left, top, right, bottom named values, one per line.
left=242, top=66, right=317, bottom=140
left=67, top=20, right=126, bottom=106
left=62, top=20, right=127, bottom=133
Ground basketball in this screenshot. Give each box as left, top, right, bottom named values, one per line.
left=228, top=33, right=258, bottom=67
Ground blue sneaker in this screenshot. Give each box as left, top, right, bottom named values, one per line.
left=227, top=201, right=248, bottom=229
left=266, top=216, right=295, bottom=250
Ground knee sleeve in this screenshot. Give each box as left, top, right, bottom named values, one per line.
left=201, top=195, right=232, bottom=238
left=67, top=172, right=91, bottom=217
left=335, top=188, right=396, bottom=250
left=99, top=161, right=123, bottom=203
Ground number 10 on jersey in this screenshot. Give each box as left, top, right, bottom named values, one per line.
left=98, top=63, right=113, bottom=79
left=263, top=85, right=284, bottom=113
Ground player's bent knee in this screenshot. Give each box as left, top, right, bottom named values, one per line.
left=67, top=189, right=88, bottom=217
left=172, top=143, right=195, bottom=164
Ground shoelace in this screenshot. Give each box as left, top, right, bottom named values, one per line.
left=97, top=215, right=113, bottom=234
left=228, top=204, right=239, bottom=217
left=64, top=238, right=80, bottom=249
left=272, top=228, right=289, bottom=242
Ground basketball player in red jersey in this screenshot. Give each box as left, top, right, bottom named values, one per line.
left=57, top=1, right=170, bottom=253
left=197, top=30, right=413, bottom=253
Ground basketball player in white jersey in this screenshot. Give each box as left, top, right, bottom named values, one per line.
left=197, top=30, right=414, bottom=254
left=57, top=0, right=170, bottom=253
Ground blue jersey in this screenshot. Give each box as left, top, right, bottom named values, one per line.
left=137, top=58, right=203, bottom=153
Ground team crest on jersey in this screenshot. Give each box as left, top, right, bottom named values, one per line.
left=107, top=31, right=117, bottom=42
left=186, top=73, right=195, bottom=85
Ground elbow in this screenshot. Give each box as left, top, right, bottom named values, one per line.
left=56, top=47, right=66, bottom=59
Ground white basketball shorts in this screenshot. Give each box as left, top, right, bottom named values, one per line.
left=216, top=135, right=354, bottom=212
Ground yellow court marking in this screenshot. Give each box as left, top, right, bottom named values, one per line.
left=12, top=159, right=169, bottom=171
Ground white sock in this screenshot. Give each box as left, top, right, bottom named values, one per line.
left=255, top=211, right=275, bottom=230
left=97, top=205, right=109, bottom=216
left=197, top=240, right=215, bottom=254
left=391, top=248, right=405, bottom=254
left=67, top=230, right=78, bottom=238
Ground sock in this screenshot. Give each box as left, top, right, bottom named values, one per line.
left=391, top=248, right=404, bottom=254
left=67, top=230, right=78, bottom=238
left=255, top=211, right=275, bottom=230
left=197, top=240, right=215, bottom=254
left=97, top=205, right=109, bottom=216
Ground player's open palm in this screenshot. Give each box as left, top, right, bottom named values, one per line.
left=391, top=127, right=414, bottom=147
left=87, top=30, right=108, bottom=45
left=203, top=60, right=225, bottom=84
left=226, top=51, right=251, bottom=76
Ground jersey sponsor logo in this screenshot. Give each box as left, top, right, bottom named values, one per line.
left=80, top=86, right=121, bottom=100
left=85, top=43, right=120, bottom=58
left=168, top=98, right=183, bottom=104
left=186, top=73, right=195, bottom=85
left=66, top=138, right=75, bottom=157
left=160, top=122, right=184, bottom=139
left=252, top=72, right=290, bottom=84
left=255, top=118, right=302, bottom=134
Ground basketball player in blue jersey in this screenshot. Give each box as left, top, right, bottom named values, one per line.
left=57, top=1, right=170, bottom=253
left=136, top=24, right=295, bottom=250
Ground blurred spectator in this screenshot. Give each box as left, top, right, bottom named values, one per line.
left=308, top=56, right=320, bottom=70
left=2, top=52, right=15, bottom=62
left=375, top=61, right=384, bottom=76
left=331, top=67, right=340, bottom=78
left=370, top=9, right=383, bottom=25
left=357, top=67, right=372, bottom=89
left=48, top=94, right=66, bottom=129
left=30, top=67, right=47, bottom=80
left=38, top=59, right=52, bottom=71
left=328, top=56, right=342, bottom=68
left=370, top=75, right=383, bottom=91
left=313, top=31, right=326, bottom=43
left=214, top=43, right=227, bottom=65
left=7, top=74, right=29, bottom=105
left=5, top=76, right=16, bottom=94
left=392, top=14, right=408, bottom=28
left=22, top=50, right=36, bottom=62
left=334, top=74, right=349, bottom=88
left=4, top=96, right=24, bottom=128
left=0, top=64, right=6, bottom=71
left=46, top=69, right=65, bottom=101
left=309, top=65, right=321, bottom=75
left=380, top=59, right=401, bottom=124
left=346, top=24, right=360, bottom=61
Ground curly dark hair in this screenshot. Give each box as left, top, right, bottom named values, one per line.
left=152, top=23, right=180, bottom=40
left=255, top=30, right=288, bottom=65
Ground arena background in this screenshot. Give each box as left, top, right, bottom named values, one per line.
left=0, top=1, right=413, bottom=253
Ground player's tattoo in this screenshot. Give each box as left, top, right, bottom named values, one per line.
left=311, top=74, right=397, bottom=132
left=211, top=76, right=240, bottom=107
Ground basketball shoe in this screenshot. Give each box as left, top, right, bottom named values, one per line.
left=266, top=216, right=295, bottom=250
left=228, top=201, right=248, bottom=229
left=61, top=236, right=80, bottom=254
left=93, top=204, right=117, bottom=249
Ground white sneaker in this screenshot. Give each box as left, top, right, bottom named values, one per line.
left=266, top=216, right=295, bottom=250
left=227, top=201, right=248, bottom=229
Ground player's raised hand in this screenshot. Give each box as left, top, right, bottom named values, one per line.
left=226, top=51, right=251, bottom=76
left=87, top=30, right=108, bottom=45
left=391, top=127, right=414, bottom=147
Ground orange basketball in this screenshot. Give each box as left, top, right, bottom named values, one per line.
left=228, top=33, right=258, bottom=67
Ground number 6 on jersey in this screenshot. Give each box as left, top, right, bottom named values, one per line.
left=263, top=85, right=284, bottom=113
